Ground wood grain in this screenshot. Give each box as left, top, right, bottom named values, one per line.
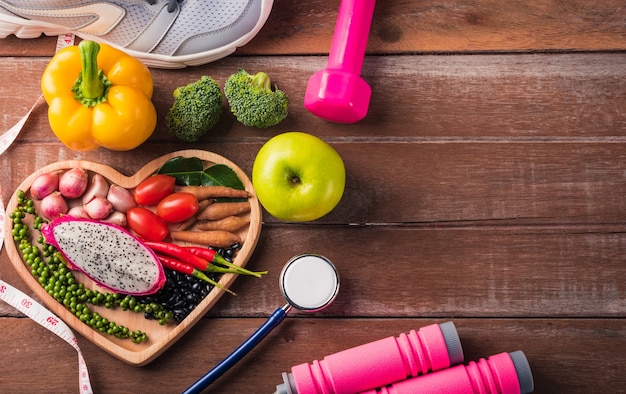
left=1, top=0, right=625, bottom=56
left=0, top=0, right=625, bottom=392
left=0, top=317, right=624, bottom=393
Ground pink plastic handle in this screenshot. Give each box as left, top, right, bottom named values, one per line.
left=327, top=0, right=376, bottom=74
left=278, top=322, right=462, bottom=394
left=361, top=351, right=534, bottom=394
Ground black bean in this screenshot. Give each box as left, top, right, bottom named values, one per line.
left=135, top=267, right=222, bottom=325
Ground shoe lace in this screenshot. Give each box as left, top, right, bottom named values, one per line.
left=147, top=0, right=182, bottom=13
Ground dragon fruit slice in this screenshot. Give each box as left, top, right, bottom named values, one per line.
left=42, top=216, right=166, bottom=296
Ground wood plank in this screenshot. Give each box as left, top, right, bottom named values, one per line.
left=3, top=225, right=625, bottom=318
left=1, top=0, right=625, bottom=56
left=0, top=317, right=623, bottom=393
left=2, top=53, right=625, bottom=142
left=4, top=141, right=626, bottom=225
left=177, top=225, right=626, bottom=318
left=2, top=54, right=626, bottom=226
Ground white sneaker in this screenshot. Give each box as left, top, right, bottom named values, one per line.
left=0, top=0, right=273, bottom=68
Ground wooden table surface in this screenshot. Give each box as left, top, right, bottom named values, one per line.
left=1, top=1, right=625, bottom=393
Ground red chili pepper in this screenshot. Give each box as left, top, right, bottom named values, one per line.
left=146, top=241, right=246, bottom=276
left=183, top=246, right=226, bottom=265
left=156, top=254, right=236, bottom=296
left=145, top=241, right=211, bottom=271
left=185, top=246, right=267, bottom=278
left=157, top=254, right=193, bottom=275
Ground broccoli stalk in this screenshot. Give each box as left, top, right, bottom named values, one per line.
left=166, top=76, right=223, bottom=142
left=224, top=69, right=288, bottom=128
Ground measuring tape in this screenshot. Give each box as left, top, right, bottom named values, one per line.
left=0, top=94, right=43, bottom=156
left=0, top=33, right=76, bottom=156
left=0, top=279, right=93, bottom=393
left=0, top=33, right=93, bottom=393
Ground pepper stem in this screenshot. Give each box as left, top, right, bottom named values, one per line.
left=80, top=40, right=103, bottom=99
left=71, top=40, right=112, bottom=107
left=193, top=269, right=237, bottom=296
left=211, top=254, right=267, bottom=277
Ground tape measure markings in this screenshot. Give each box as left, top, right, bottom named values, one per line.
left=0, top=279, right=93, bottom=393
left=0, top=34, right=75, bottom=156
left=0, top=33, right=92, bottom=393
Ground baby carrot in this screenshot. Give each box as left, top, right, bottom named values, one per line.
left=174, top=185, right=250, bottom=200
left=170, top=230, right=241, bottom=248
left=193, top=215, right=250, bottom=232
left=197, top=201, right=251, bottom=221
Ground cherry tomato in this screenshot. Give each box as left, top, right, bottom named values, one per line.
left=156, top=192, right=199, bottom=223
left=126, top=207, right=169, bottom=242
left=133, top=174, right=176, bottom=205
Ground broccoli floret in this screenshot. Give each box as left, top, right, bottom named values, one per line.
left=224, top=69, right=288, bottom=128
left=166, top=76, right=223, bottom=142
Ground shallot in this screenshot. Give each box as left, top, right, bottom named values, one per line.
left=40, top=191, right=68, bottom=220
left=102, top=211, right=127, bottom=227
left=59, top=168, right=88, bottom=199
left=107, top=184, right=137, bottom=213
left=67, top=206, right=91, bottom=219
left=82, top=174, right=109, bottom=204
left=30, top=171, right=60, bottom=200
left=84, top=196, right=113, bottom=220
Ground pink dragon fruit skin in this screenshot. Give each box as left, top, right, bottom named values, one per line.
left=42, top=216, right=167, bottom=296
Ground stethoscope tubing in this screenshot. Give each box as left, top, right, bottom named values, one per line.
left=182, top=304, right=292, bottom=394
left=182, top=254, right=339, bottom=393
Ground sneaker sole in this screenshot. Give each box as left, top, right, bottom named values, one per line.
left=0, top=0, right=273, bottom=69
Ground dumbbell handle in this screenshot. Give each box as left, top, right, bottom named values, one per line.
left=327, top=0, right=376, bottom=74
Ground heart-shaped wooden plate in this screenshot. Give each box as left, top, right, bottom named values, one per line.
left=3, top=150, right=262, bottom=366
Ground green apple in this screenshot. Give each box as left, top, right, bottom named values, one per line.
left=252, top=132, right=346, bottom=221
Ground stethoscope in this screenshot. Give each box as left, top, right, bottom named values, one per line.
left=183, top=254, right=340, bottom=393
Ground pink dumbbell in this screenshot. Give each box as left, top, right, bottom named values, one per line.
left=304, top=0, right=376, bottom=123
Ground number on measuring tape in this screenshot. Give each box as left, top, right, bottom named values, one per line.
left=0, top=280, right=93, bottom=393
left=0, top=33, right=87, bottom=392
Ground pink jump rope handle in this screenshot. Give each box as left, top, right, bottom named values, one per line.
left=361, top=351, right=534, bottom=394
left=275, top=322, right=463, bottom=394
left=304, top=0, right=376, bottom=123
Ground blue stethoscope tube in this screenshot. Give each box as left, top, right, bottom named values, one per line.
left=182, top=254, right=339, bottom=394
left=182, top=304, right=292, bottom=394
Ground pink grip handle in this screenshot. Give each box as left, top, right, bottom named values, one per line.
left=280, top=322, right=462, bottom=394
left=327, top=0, right=376, bottom=74
left=361, top=351, right=534, bottom=394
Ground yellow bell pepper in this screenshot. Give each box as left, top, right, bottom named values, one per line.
left=41, top=40, right=157, bottom=151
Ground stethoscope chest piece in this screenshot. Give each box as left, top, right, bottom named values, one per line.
left=183, top=254, right=341, bottom=393
left=280, top=254, right=340, bottom=312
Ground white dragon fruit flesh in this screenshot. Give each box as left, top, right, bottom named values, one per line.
left=42, top=216, right=166, bottom=296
